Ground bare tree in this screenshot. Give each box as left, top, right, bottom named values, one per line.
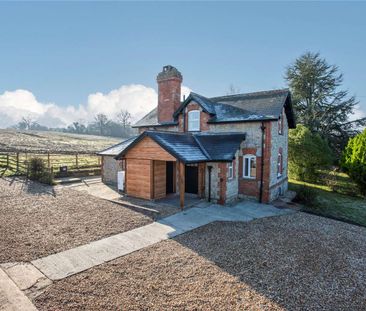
left=94, top=114, right=110, bottom=136
left=116, top=109, right=131, bottom=128
left=21, top=116, right=35, bottom=130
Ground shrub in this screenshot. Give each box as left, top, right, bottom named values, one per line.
left=294, top=185, right=318, bottom=206
left=29, top=157, right=45, bottom=180
left=341, top=129, right=366, bottom=196
left=289, top=125, right=333, bottom=182
left=28, top=157, right=54, bottom=185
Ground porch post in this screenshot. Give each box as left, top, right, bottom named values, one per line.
left=179, top=161, right=185, bottom=209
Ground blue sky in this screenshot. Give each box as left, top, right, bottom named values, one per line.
left=0, top=1, right=365, bottom=127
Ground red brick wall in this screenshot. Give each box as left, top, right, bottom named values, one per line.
left=157, top=77, right=181, bottom=123
left=237, top=122, right=272, bottom=203
left=179, top=102, right=210, bottom=132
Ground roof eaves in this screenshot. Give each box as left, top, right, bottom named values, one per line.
left=207, top=117, right=276, bottom=124
left=114, top=132, right=147, bottom=160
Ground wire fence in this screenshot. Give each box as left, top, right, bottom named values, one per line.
left=0, top=152, right=101, bottom=178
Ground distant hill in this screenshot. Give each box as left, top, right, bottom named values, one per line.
left=0, top=129, right=122, bottom=154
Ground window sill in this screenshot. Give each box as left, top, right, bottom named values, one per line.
left=241, top=177, right=256, bottom=181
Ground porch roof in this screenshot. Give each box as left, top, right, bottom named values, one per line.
left=97, top=136, right=138, bottom=156
left=114, top=130, right=246, bottom=163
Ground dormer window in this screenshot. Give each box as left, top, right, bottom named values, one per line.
left=188, top=110, right=200, bottom=131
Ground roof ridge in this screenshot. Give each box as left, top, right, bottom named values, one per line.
left=210, top=88, right=289, bottom=101
left=192, top=134, right=211, bottom=160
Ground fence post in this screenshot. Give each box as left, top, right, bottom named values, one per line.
left=76, top=154, right=79, bottom=170
left=16, top=152, right=19, bottom=172
left=47, top=152, right=51, bottom=169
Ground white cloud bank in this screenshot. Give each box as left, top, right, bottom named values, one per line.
left=0, top=85, right=192, bottom=128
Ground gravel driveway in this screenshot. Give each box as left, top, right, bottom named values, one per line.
left=0, top=177, right=152, bottom=263
left=34, top=213, right=366, bottom=310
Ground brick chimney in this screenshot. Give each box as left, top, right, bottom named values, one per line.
left=157, top=65, right=182, bottom=123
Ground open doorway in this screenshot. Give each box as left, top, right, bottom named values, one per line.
left=185, top=164, right=198, bottom=194
left=166, top=161, right=175, bottom=194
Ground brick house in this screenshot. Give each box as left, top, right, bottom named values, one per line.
left=99, top=65, right=295, bottom=207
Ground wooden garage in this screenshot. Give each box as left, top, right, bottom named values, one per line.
left=124, top=136, right=177, bottom=200
left=114, top=130, right=246, bottom=208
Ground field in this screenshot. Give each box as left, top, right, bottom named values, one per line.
left=0, top=129, right=123, bottom=177
left=289, top=170, right=366, bottom=227
left=0, top=129, right=121, bottom=154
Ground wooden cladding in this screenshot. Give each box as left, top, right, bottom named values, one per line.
left=153, top=161, right=166, bottom=199
left=125, top=159, right=167, bottom=201
left=124, top=137, right=176, bottom=162
left=126, top=159, right=151, bottom=199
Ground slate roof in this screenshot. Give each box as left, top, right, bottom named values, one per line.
left=114, top=130, right=246, bottom=163
left=97, top=136, right=138, bottom=156
left=133, top=89, right=295, bottom=128
left=194, top=133, right=246, bottom=161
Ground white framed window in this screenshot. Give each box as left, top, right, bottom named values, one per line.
left=228, top=161, right=233, bottom=179
left=243, top=155, right=256, bottom=179
left=277, top=152, right=283, bottom=177
left=188, top=110, right=200, bottom=131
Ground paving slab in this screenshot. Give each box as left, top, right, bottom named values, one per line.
left=2, top=262, right=47, bottom=291
left=0, top=268, right=37, bottom=311
left=32, top=201, right=295, bottom=281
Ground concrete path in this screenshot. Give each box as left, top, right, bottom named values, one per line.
left=59, top=178, right=121, bottom=201
left=32, top=201, right=293, bottom=281
left=0, top=268, right=37, bottom=311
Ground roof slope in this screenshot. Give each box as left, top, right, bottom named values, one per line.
left=97, top=136, right=138, bottom=156
left=194, top=133, right=246, bottom=161
left=115, top=131, right=246, bottom=163
left=133, top=88, right=295, bottom=128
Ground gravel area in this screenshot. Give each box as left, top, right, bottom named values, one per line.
left=0, top=177, right=152, bottom=263
left=34, top=213, right=366, bottom=310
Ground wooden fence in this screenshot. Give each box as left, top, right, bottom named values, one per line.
left=0, top=152, right=101, bottom=178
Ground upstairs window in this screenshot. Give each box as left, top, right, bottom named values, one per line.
left=243, top=155, right=256, bottom=179
left=188, top=110, right=200, bottom=131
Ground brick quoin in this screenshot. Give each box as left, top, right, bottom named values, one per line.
left=218, top=163, right=227, bottom=205
left=262, top=121, right=272, bottom=203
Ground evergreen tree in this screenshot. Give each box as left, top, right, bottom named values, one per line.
left=342, top=129, right=366, bottom=196
left=286, top=52, right=366, bottom=156
left=288, top=125, right=333, bottom=182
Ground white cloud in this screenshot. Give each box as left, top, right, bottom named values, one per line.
left=350, top=104, right=366, bottom=121
left=0, top=84, right=192, bottom=128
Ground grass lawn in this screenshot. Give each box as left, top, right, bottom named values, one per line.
left=289, top=171, right=366, bottom=227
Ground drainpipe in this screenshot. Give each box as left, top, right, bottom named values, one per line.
left=182, top=108, right=186, bottom=132
left=208, top=166, right=212, bottom=202
left=259, top=122, right=266, bottom=203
